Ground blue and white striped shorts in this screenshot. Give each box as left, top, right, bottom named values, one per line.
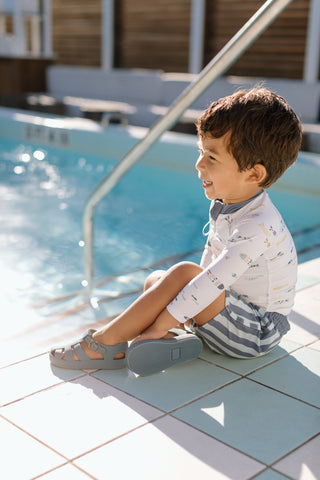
left=190, top=289, right=290, bottom=359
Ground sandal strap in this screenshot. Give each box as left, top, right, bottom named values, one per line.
left=50, top=329, right=128, bottom=370
left=80, top=329, right=128, bottom=361
left=82, top=329, right=108, bottom=355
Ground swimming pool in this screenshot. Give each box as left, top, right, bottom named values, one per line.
left=1, top=107, right=320, bottom=317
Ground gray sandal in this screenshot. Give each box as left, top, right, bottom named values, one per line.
left=127, top=329, right=202, bottom=376
left=49, top=329, right=128, bottom=370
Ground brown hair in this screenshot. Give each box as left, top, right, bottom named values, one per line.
left=196, top=88, right=302, bottom=187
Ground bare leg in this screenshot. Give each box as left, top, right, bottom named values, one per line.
left=76, top=261, right=226, bottom=361
left=77, top=261, right=203, bottom=360
left=192, top=290, right=226, bottom=326
left=93, top=262, right=202, bottom=344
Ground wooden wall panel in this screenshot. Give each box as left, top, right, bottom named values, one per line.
left=114, top=0, right=191, bottom=72
left=204, top=0, right=310, bottom=79
left=50, top=0, right=312, bottom=79
left=0, top=58, right=51, bottom=95
left=52, top=0, right=102, bottom=67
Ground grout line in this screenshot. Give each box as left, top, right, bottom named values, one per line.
left=167, top=376, right=242, bottom=415
left=246, top=376, right=320, bottom=410
left=87, top=370, right=169, bottom=414
left=0, top=351, right=48, bottom=371
left=0, top=372, right=88, bottom=408
left=248, top=467, right=294, bottom=480
left=31, top=461, right=99, bottom=480
left=198, top=344, right=303, bottom=379
left=239, top=344, right=305, bottom=378
left=0, top=413, right=69, bottom=461
left=269, top=432, right=320, bottom=468
left=69, top=414, right=168, bottom=464
left=166, top=409, right=269, bottom=469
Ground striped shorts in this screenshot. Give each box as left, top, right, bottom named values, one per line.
left=189, top=289, right=290, bottom=359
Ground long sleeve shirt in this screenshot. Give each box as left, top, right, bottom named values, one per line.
left=167, top=190, right=297, bottom=323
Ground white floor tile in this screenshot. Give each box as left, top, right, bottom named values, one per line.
left=0, top=354, right=84, bottom=406
left=199, top=339, right=300, bottom=376
left=1, top=375, right=162, bottom=458
left=309, top=340, right=320, bottom=351
left=273, top=435, right=320, bottom=480
left=93, top=359, right=239, bottom=411
left=0, top=417, right=65, bottom=480
left=287, top=283, right=320, bottom=345
left=173, top=379, right=320, bottom=464
left=37, top=463, right=93, bottom=479
left=252, top=469, right=293, bottom=479
left=75, top=415, right=264, bottom=480
left=249, top=347, right=320, bottom=408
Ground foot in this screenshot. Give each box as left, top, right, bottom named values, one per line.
left=50, top=329, right=128, bottom=370
left=61, top=332, right=125, bottom=362
left=131, top=326, right=184, bottom=346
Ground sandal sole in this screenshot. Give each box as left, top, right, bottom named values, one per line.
left=127, top=335, right=202, bottom=376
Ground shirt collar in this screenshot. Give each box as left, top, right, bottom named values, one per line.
left=210, top=189, right=264, bottom=221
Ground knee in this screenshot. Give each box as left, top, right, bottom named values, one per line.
left=144, top=269, right=166, bottom=291
left=166, top=261, right=203, bottom=284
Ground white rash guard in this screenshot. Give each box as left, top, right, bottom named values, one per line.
left=167, top=189, right=297, bottom=324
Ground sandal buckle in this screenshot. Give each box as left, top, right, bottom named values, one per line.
left=88, top=340, right=100, bottom=352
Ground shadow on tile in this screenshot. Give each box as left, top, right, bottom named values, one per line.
left=199, top=340, right=300, bottom=376
left=288, top=309, right=320, bottom=344
left=273, top=434, right=320, bottom=480
left=173, top=378, right=320, bottom=464
left=93, top=359, right=239, bottom=411
left=251, top=468, right=291, bottom=480
left=76, top=414, right=264, bottom=480
left=1, top=375, right=163, bottom=458
left=249, top=346, right=320, bottom=407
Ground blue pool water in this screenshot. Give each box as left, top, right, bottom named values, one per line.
left=1, top=136, right=320, bottom=307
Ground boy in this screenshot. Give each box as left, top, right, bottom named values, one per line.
left=50, top=87, right=302, bottom=375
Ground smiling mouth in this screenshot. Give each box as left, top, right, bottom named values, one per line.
left=202, top=180, right=213, bottom=187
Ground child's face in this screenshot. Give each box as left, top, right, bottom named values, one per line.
left=196, top=133, right=260, bottom=204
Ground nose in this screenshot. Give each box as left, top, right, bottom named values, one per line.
left=196, top=153, right=205, bottom=172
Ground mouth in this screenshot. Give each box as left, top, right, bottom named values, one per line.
left=202, top=180, right=213, bottom=188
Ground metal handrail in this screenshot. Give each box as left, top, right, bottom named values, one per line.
left=83, top=0, right=294, bottom=295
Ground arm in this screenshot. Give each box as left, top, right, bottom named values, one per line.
left=167, top=220, right=270, bottom=323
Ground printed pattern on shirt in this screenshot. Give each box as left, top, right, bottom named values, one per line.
left=167, top=190, right=297, bottom=324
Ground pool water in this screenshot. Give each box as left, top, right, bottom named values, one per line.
left=1, top=138, right=320, bottom=307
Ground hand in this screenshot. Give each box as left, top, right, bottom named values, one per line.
left=131, top=308, right=180, bottom=344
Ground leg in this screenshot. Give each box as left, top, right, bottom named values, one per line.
left=76, top=261, right=203, bottom=361
left=93, top=261, right=202, bottom=345
left=126, top=272, right=226, bottom=376
left=192, top=291, right=226, bottom=326
left=143, top=269, right=166, bottom=291
left=54, top=261, right=227, bottom=365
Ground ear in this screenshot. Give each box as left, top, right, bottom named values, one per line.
left=247, top=163, right=267, bottom=185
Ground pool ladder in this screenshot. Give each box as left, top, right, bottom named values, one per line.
left=82, top=0, right=294, bottom=297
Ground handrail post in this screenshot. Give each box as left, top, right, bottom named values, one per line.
left=83, top=0, right=294, bottom=296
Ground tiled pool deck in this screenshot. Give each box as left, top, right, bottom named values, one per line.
left=1, top=258, right=319, bottom=480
